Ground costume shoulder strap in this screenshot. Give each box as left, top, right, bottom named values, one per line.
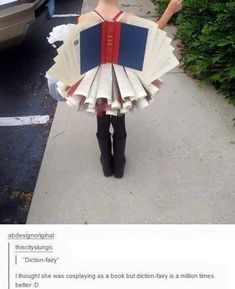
left=92, top=10, right=105, bottom=22
left=92, top=10, right=125, bottom=22
left=112, top=11, right=125, bottom=22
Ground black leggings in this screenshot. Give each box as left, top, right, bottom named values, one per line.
left=97, top=113, right=127, bottom=139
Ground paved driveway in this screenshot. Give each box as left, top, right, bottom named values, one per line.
left=0, top=0, right=83, bottom=223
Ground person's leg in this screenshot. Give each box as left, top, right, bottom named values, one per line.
left=111, top=114, right=127, bottom=139
left=97, top=113, right=111, bottom=138
left=111, top=114, right=127, bottom=178
left=96, top=113, right=113, bottom=177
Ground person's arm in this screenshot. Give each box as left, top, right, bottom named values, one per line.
left=157, top=0, right=183, bottom=29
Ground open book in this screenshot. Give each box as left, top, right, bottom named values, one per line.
left=46, top=15, right=179, bottom=115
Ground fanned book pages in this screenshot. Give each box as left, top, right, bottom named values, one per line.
left=46, top=15, right=179, bottom=115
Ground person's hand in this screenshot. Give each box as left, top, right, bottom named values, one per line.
left=167, top=0, right=183, bottom=15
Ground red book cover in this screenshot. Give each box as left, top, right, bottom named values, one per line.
left=101, top=21, right=121, bottom=65
left=112, top=22, right=121, bottom=64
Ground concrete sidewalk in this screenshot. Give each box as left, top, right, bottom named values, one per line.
left=27, top=0, right=235, bottom=224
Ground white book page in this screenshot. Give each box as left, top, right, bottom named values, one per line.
left=74, top=67, right=98, bottom=97
left=65, top=29, right=82, bottom=82
left=96, top=64, right=113, bottom=100
left=152, top=45, right=176, bottom=75
left=150, top=37, right=173, bottom=74
left=154, top=54, right=179, bottom=79
left=54, top=47, right=72, bottom=84
left=125, top=68, right=147, bottom=100
left=113, top=64, right=135, bottom=100
left=60, top=35, right=83, bottom=86
left=136, top=97, right=150, bottom=110
left=85, top=67, right=101, bottom=106
left=141, top=81, right=159, bottom=96
left=111, top=68, right=121, bottom=110
left=149, top=34, right=171, bottom=73
left=137, top=31, right=173, bottom=84
left=47, top=64, right=70, bottom=86
left=63, top=37, right=80, bottom=84
left=66, top=94, right=81, bottom=107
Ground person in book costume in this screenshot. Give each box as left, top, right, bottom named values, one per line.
left=46, top=0, right=182, bottom=178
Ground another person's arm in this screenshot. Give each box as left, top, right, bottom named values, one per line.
left=157, top=0, right=183, bottom=29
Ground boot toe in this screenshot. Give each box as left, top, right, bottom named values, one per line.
left=113, top=157, right=126, bottom=179
left=100, top=156, right=113, bottom=177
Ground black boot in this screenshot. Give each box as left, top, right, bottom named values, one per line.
left=113, top=134, right=126, bottom=178
left=96, top=133, right=113, bottom=177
